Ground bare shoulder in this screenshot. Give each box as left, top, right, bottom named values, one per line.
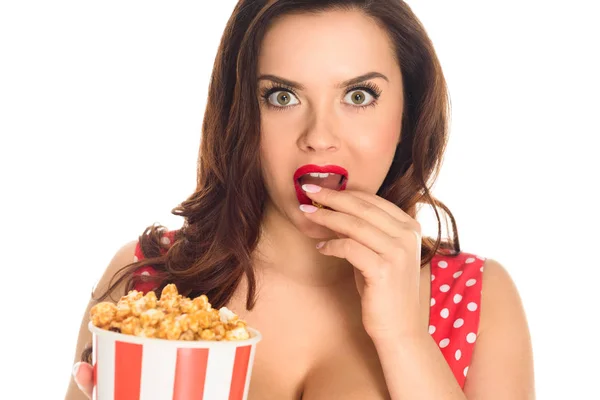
left=92, top=240, right=139, bottom=299
left=464, top=258, right=536, bottom=399
left=72, top=241, right=138, bottom=352
left=66, top=240, right=141, bottom=398
left=479, top=258, right=528, bottom=334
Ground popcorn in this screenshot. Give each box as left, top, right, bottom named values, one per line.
left=226, top=324, right=251, bottom=341
left=90, top=284, right=251, bottom=341
left=90, top=302, right=117, bottom=328
left=219, top=306, right=238, bottom=323
left=311, top=200, right=324, bottom=208
left=311, top=200, right=333, bottom=211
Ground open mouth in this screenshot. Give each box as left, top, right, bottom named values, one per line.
left=293, top=164, right=349, bottom=206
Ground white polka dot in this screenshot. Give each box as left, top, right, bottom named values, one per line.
left=453, top=318, right=464, bottom=328
left=439, top=338, right=450, bottom=348
left=466, top=278, right=477, bottom=287
left=467, top=302, right=478, bottom=311
left=141, top=271, right=150, bottom=276
left=465, top=257, right=476, bottom=264
left=453, top=294, right=463, bottom=303
left=467, top=332, right=477, bottom=343
left=455, top=349, right=462, bottom=360
left=428, top=325, right=436, bottom=334
left=440, top=308, right=449, bottom=318
left=133, top=255, right=139, bottom=262
left=438, top=261, right=448, bottom=269
left=480, top=266, right=484, bottom=272
left=430, top=298, right=436, bottom=307
left=463, top=366, right=469, bottom=377
left=453, top=270, right=463, bottom=278
left=431, top=274, right=435, bottom=281
left=440, top=284, right=450, bottom=293
left=161, top=236, right=171, bottom=245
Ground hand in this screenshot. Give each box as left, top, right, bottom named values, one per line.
left=72, top=362, right=94, bottom=399
left=299, top=184, right=423, bottom=341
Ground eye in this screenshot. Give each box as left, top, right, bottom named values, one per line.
left=266, top=90, right=300, bottom=108
left=342, top=82, right=381, bottom=108
left=343, top=89, right=376, bottom=106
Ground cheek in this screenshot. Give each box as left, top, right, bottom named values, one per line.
left=259, top=130, right=289, bottom=191
left=259, top=143, right=276, bottom=184
left=260, top=113, right=295, bottom=152
left=353, top=121, right=400, bottom=157
left=347, top=118, right=400, bottom=191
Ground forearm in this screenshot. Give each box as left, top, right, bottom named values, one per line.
left=373, top=333, right=467, bottom=400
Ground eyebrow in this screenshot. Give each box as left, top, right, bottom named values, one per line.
left=257, top=71, right=389, bottom=90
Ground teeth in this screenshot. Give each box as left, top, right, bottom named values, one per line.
left=307, top=172, right=337, bottom=178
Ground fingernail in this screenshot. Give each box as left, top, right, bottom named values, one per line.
left=72, top=362, right=81, bottom=378
left=299, top=204, right=318, bottom=213
left=302, top=184, right=322, bottom=193
left=316, top=241, right=326, bottom=249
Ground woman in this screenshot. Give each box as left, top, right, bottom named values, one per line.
left=67, top=0, right=535, bottom=398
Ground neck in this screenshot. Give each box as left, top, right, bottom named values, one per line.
left=253, top=201, right=355, bottom=288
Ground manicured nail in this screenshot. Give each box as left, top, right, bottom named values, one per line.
left=299, top=204, right=318, bottom=213
left=302, top=184, right=322, bottom=193
left=316, top=241, right=326, bottom=249
left=72, top=362, right=81, bottom=378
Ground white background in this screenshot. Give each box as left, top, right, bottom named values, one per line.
left=1, top=1, right=598, bottom=398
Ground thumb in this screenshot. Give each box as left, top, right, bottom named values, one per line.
left=72, top=362, right=94, bottom=399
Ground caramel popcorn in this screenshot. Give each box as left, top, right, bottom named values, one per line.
left=311, top=200, right=332, bottom=211
left=90, top=284, right=250, bottom=341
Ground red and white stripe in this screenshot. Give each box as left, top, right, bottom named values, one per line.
left=91, top=324, right=259, bottom=400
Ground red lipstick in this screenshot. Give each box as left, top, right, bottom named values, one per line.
left=293, top=164, right=349, bottom=205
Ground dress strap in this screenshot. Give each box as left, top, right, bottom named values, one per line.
left=131, top=229, right=177, bottom=293
left=428, top=252, right=486, bottom=388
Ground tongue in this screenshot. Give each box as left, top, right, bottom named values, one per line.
left=299, top=174, right=343, bottom=190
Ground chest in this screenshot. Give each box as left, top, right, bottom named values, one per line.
left=248, top=325, right=390, bottom=399
left=226, top=267, right=433, bottom=399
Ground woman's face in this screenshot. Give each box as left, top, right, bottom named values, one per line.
left=258, top=9, right=404, bottom=239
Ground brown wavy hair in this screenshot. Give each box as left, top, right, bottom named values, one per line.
left=83, top=0, right=460, bottom=362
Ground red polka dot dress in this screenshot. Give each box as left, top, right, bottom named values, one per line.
left=131, top=230, right=177, bottom=294
left=428, top=251, right=485, bottom=388
left=132, top=231, right=485, bottom=389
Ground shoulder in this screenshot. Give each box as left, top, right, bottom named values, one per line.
left=105, top=240, right=139, bottom=274
left=92, top=240, right=139, bottom=299
left=131, top=228, right=180, bottom=292
left=480, top=258, right=516, bottom=293
left=134, top=228, right=179, bottom=261
left=431, top=251, right=527, bottom=326
left=462, top=257, right=535, bottom=396
left=430, top=252, right=486, bottom=294
left=431, top=252, right=523, bottom=316
left=91, top=228, right=180, bottom=300
left=478, top=257, right=527, bottom=334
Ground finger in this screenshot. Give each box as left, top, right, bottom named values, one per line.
left=344, top=190, right=417, bottom=226
left=73, top=362, right=94, bottom=399
left=303, top=186, right=408, bottom=237
left=347, top=190, right=422, bottom=237
left=318, top=238, right=383, bottom=281
left=304, top=205, right=393, bottom=254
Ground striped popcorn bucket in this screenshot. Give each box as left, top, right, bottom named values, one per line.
left=89, top=322, right=262, bottom=400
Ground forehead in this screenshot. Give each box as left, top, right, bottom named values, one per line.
left=257, top=9, right=398, bottom=81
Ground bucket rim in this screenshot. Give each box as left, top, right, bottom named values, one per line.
left=88, top=321, right=262, bottom=347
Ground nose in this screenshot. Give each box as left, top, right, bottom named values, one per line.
left=297, top=106, right=340, bottom=153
